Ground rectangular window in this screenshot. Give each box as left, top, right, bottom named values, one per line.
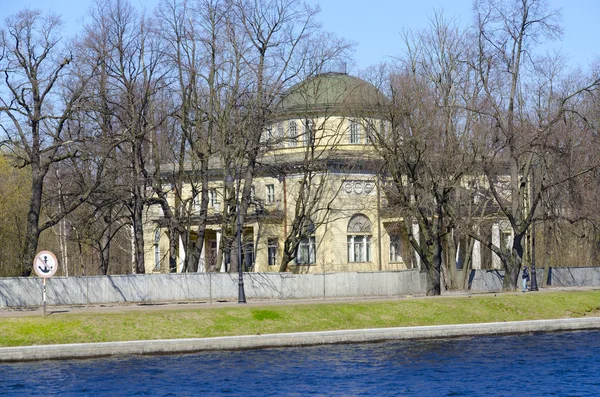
left=389, top=235, right=402, bottom=262
left=348, top=235, right=371, bottom=262
left=268, top=238, right=278, bottom=266
left=243, top=241, right=254, bottom=272
left=296, top=236, right=316, bottom=265
left=277, top=122, right=284, bottom=147
left=289, top=121, right=297, bottom=147
left=154, top=229, right=161, bottom=271
left=208, top=189, right=219, bottom=207
left=500, top=230, right=512, bottom=252
left=266, top=184, right=275, bottom=204
left=350, top=122, right=361, bottom=144
left=380, top=120, right=387, bottom=136
left=303, top=119, right=313, bottom=146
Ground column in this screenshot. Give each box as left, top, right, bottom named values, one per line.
left=217, top=231, right=226, bottom=272
left=178, top=236, right=186, bottom=273
left=198, top=238, right=205, bottom=273
left=492, top=223, right=501, bottom=269
left=472, top=226, right=481, bottom=269
left=412, top=222, right=421, bottom=270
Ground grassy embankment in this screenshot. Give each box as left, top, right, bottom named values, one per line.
left=1, top=290, right=599, bottom=347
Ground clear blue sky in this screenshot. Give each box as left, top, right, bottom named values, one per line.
left=1, top=0, right=598, bottom=71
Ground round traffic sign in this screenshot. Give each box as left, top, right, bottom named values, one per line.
left=34, top=251, right=59, bottom=278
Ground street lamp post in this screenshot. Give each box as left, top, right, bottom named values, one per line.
left=530, top=220, right=539, bottom=291
left=226, top=174, right=246, bottom=303
left=529, top=165, right=539, bottom=291
left=236, top=197, right=246, bottom=304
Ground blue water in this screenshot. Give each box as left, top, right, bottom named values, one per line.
left=2, top=330, right=600, bottom=396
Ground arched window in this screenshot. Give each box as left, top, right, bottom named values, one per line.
left=347, top=214, right=372, bottom=263
left=296, top=219, right=316, bottom=265
left=153, top=228, right=161, bottom=271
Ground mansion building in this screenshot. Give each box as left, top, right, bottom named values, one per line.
left=143, top=73, right=512, bottom=274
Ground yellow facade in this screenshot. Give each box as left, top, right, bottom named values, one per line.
left=143, top=73, right=420, bottom=274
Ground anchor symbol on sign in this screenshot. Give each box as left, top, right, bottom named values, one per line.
left=38, top=255, right=51, bottom=274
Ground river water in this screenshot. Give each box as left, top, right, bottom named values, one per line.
left=2, top=330, right=599, bottom=396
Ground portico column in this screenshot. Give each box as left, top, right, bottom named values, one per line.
left=412, top=222, right=421, bottom=270
left=178, top=236, right=186, bottom=273
left=472, top=226, right=481, bottom=270
left=198, top=239, right=205, bottom=273
left=492, top=223, right=501, bottom=269
left=217, top=231, right=226, bottom=272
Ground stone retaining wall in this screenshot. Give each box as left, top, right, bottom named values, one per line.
left=0, top=270, right=424, bottom=307
left=1, top=267, right=597, bottom=308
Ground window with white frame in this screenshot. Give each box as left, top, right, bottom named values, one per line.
left=296, top=220, right=316, bottom=265
left=289, top=121, right=297, bottom=147
left=303, top=119, right=313, bottom=146
left=347, top=214, right=372, bottom=263
left=380, top=120, right=387, bottom=136
left=153, top=228, right=161, bottom=271
left=266, top=184, right=275, bottom=204
left=350, top=121, right=361, bottom=144
left=266, top=125, right=273, bottom=142
left=268, top=238, right=278, bottom=266
left=243, top=241, right=254, bottom=271
left=297, top=236, right=316, bottom=265
left=208, top=189, right=219, bottom=207
left=389, top=234, right=403, bottom=262
left=276, top=122, right=284, bottom=147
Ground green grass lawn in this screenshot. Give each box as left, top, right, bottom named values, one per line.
left=1, top=290, right=599, bottom=347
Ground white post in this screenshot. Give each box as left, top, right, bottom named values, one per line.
left=198, top=238, right=206, bottom=273
left=472, top=240, right=482, bottom=269
left=217, top=231, right=226, bottom=272
left=492, top=223, right=501, bottom=269
left=130, top=224, right=136, bottom=274
left=412, top=222, right=421, bottom=270
left=178, top=236, right=186, bottom=273
left=43, top=278, right=47, bottom=316
left=472, top=226, right=481, bottom=269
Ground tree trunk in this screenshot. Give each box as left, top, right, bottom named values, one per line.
left=132, top=199, right=145, bottom=274
left=503, top=233, right=525, bottom=290
left=168, top=227, right=178, bottom=273
left=100, top=215, right=112, bottom=275
left=425, top=239, right=443, bottom=296
left=21, top=167, right=45, bottom=276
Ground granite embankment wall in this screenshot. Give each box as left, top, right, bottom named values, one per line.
left=0, top=271, right=424, bottom=307
left=0, top=267, right=598, bottom=308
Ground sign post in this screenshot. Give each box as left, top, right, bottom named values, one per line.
left=33, top=251, right=58, bottom=315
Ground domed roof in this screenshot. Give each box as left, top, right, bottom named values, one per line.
left=275, top=72, right=387, bottom=116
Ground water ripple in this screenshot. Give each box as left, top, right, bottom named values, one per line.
left=1, top=330, right=600, bottom=396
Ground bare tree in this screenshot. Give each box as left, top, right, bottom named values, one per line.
left=82, top=0, right=167, bottom=273
left=364, top=13, right=476, bottom=295
left=469, top=0, right=599, bottom=290
left=0, top=10, right=107, bottom=275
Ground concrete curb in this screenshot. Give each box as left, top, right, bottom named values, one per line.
left=2, top=317, right=600, bottom=362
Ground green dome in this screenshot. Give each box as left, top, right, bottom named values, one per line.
left=275, top=72, right=387, bottom=116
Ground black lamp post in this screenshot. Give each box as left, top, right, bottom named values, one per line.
left=226, top=174, right=246, bottom=303
left=530, top=222, right=538, bottom=291
left=529, top=165, right=539, bottom=291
